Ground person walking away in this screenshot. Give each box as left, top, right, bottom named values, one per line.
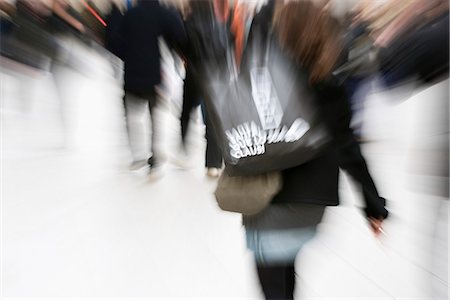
left=241, top=2, right=389, bottom=299
left=119, top=0, right=186, bottom=173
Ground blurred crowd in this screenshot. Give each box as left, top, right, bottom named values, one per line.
left=1, top=1, right=448, bottom=299
left=1, top=0, right=448, bottom=170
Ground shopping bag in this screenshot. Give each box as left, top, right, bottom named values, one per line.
left=201, top=31, right=331, bottom=176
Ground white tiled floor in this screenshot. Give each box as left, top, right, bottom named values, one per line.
left=1, top=44, right=448, bottom=299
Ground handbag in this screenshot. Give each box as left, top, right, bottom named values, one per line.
left=214, top=170, right=282, bottom=216
left=201, top=28, right=331, bottom=176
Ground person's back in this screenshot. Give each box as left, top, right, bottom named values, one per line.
left=121, top=0, right=185, bottom=94
left=182, top=0, right=229, bottom=75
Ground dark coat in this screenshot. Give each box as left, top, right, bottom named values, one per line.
left=119, top=1, right=186, bottom=94
left=272, top=79, right=388, bottom=220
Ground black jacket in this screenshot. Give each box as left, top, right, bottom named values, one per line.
left=119, top=1, right=186, bottom=94
left=272, top=78, right=388, bottom=220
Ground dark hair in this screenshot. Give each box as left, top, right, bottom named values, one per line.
left=274, top=1, right=343, bottom=83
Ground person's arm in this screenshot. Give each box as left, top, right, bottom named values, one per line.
left=316, top=80, right=388, bottom=234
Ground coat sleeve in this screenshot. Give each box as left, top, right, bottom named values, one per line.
left=316, top=80, right=389, bottom=219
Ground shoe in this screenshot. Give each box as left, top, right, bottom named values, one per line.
left=170, top=146, right=193, bottom=170
left=148, top=156, right=164, bottom=177
left=148, top=165, right=164, bottom=182
left=129, top=159, right=149, bottom=172
left=206, top=168, right=220, bottom=178
left=147, top=156, right=159, bottom=168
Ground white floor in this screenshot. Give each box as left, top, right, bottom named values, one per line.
left=0, top=44, right=448, bottom=299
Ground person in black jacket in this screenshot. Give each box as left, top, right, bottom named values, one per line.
left=178, top=0, right=226, bottom=176
left=119, top=0, right=186, bottom=171
left=242, top=2, right=388, bottom=299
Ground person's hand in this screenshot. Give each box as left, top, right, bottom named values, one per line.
left=368, top=217, right=384, bottom=237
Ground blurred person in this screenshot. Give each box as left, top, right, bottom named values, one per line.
left=118, top=0, right=186, bottom=172
left=373, top=0, right=448, bottom=49
left=374, top=6, right=449, bottom=299
left=376, top=1, right=449, bottom=87
left=48, top=0, right=92, bottom=149
left=178, top=0, right=228, bottom=176
left=331, top=0, right=448, bottom=140
left=2, top=0, right=90, bottom=148
left=241, top=1, right=389, bottom=299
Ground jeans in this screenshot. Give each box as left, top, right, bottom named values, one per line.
left=244, top=203, right=325, bottom=265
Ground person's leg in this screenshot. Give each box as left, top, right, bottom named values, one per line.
left=181, top=72, right=202, bottom=148
left=180, top=99, right=191, bottom=148
left=201, top=102, right=222, bottom=169
left=124, top=91, right=148, bottom=166
left=148, top=90, right=160, bottom=168
left=256, top=264, right=295, bottom=300
left=205, top=124, right=222, bottom=168
left=180, top=81, right=195, bottom=148
left=245, top=204, right=326, bottom=300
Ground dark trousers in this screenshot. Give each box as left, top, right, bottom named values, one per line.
left=201, top=102, right=222, bottom=168
left=123, top=89, right=158, bottom=164
left=181, top=71, right=222, bottom=168
left=180, top=73, right=200, bottom=146
left=257, top=264, right=296, bottom=300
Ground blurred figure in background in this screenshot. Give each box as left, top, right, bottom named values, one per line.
left=242, top=1, right=389, bottom=299
left=341, top=1, right=449, bottom=298
left=48, top=0, right=91, bottom=149
left=376, top=0, right=449, bottom=86
left=371, top=2, right=449, bottom=299
left=1, top=0, right=89, bottom=148
left=119, top=0, right=186, bottom=173
left=178, top=0, right=228, bottom=177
